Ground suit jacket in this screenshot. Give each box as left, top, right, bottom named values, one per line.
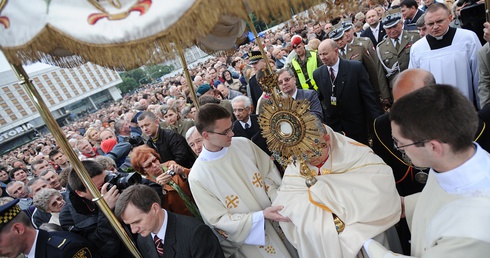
left=248, top=75, right=263, bottom=110
left=403, top=9, right=424, bottom=31
left=376, top=30, right=421, bottom=84
left=35, top=229, right=100, bottom=258
left=232, top=114, right=260, bottom=139
left=361, top=22, right=386, bottom=47
left=137, top=211, right=224, bottom=258
left=313, top=59, right=383, bottom=144
left=294, top=89, right=325, bottom=122
left=478, top=43, right=490, bottom=108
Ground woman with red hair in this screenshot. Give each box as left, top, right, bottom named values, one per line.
left=130, top=145, right=200, bottom=219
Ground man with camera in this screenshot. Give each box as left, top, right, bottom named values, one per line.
left=59, top=160, right=164, bottom=257
left=59, top=160, right=124, bottom=258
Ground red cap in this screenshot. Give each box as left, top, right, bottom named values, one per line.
left=291, top=35, right=303, bottom=48
left=101, top=139, right=117, bottom=153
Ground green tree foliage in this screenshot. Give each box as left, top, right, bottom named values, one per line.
left=146, top=64, right=174, bottom=79
left=117, top=64, right=174, bottom=93
left=117, top=76, right=138, bottom=94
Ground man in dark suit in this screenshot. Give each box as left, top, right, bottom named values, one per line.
left=400, top=0, right=424, bottom=31
left=0, top=199, right=99, bottom=258
left=314, top=39, right=383, bottom=145
left=277, top=67, right=324, bottom=122
left=361, top=9, right=386, bottom=46
left=231, top=95, right=261, bottom=139
left=115, top=184, right=224, bottom=258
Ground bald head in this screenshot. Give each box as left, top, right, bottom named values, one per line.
left=392, top=69, right=436, bottom=101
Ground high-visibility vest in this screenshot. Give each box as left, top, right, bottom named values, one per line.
left=291, top=51, right=318, bottom=91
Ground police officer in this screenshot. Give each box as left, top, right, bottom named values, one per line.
left=0, top=199, right=99, bottom=258
left=376, top=8, right=421, bottom=85
left=330, top=23, right=391, bottom=108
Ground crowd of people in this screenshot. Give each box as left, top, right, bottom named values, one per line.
left=1, top=0, right=490, bottom=257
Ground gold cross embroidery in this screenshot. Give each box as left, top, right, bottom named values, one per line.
left=225, top=195, right=239, bottom=209
left=252, top=173, right=263, bottom=188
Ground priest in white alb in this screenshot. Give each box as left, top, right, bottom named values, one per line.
left=408, top=3, right=481, bottom=108
left=189, top=103, right=297, bottom=258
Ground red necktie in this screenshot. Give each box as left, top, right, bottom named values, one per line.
left=154, top=235, right=164, bottom=256
left=330, top=67, right=335, bottom=82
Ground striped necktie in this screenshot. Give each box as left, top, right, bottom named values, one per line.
left=154, top=235, right=164, bottom=256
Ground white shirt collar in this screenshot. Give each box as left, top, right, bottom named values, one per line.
left=151, top=209, right=168, bottom=245
left=239, top=116, right=252, bottom=129
left=329, top=58, right=340, bottom=75
left=26, top=230, right=39, bottom=258
left=199, top=143, right=229, bottom=161
left=433, top=143, right=490, bottom=194
left=291, top=89, right=298, bottom=100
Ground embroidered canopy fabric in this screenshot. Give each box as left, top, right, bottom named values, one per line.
left=0, top=0, right=321, bottom=70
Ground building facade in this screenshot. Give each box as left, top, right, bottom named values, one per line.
left=0, top=62, right=122, bottom=154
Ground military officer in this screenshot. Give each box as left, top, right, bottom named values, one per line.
left=330, top=22, right=391, bottom=107
left=0, top=199, right=99, bottom=258
left=376, top=8, right=421, bottom=85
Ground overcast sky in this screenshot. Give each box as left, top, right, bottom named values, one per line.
left=0, top=51, right=54, bottom=74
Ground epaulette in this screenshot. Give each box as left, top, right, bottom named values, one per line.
left=47, top=235, right=70, bottom=250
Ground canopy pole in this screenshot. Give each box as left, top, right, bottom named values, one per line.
left=244, top=10, right=274, bottom=74
left=10, top=64, right=143, bottom=258
left=176, top=46, right=200, bottom=109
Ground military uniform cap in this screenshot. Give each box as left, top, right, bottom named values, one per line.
left=0, top=199, right=21, bottom=230
left=328, top=23, right=345, bottom=41
left=341, top=18, right=353, bottom=31
left=249, top=51, right=263, bottom=64
left=382, top=8, right=402, bottom=29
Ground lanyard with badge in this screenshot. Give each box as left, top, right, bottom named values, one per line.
left=330, top=67, right=337, bottom=106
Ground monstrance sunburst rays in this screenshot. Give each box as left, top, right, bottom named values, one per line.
left=258, top=91, right=323, bottom=167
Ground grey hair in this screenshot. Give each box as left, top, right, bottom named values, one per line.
left=231, top=95, right=252, bottom=108
left=185, top=126, right=198, bottom=142
left=276, top=67, right=296, bottom=78
left=95, top=155, right=116, bottom=170
left=33, top=188, right=61, bottom=212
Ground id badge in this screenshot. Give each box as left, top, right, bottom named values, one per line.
left=330, top=96, right=337, bottom=106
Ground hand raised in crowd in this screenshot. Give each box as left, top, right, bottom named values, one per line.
left=101, top=182, right=120, bottom=209
left=168, top=163, right=185, bottom=176
left=264, top=206, right=290, bottom=222
left=484, top=22, right=490, bottom=43
left=155, top=172, right=173, bottom=186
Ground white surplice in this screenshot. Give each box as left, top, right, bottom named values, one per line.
left=408, top=28, right=481, bottom=107
left=189, top=137, right=295, bottom=258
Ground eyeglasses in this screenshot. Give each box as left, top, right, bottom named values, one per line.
left=207, top=125, right=233, bottom=136
left=278, top=76, right=293, bottom=85
left=233, top=107, right=249, bottom=113
left=425, top=17, right=449, bottom=28
left=392, top=137, right=428, bottom=150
